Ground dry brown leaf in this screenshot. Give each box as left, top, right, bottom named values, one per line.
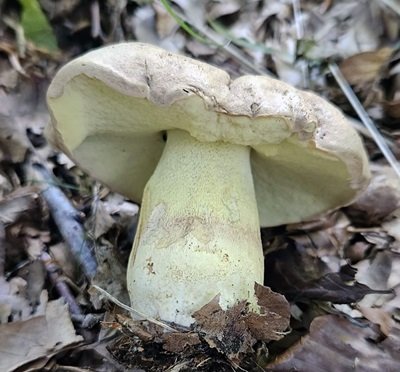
left=0, top=187, right=39, bottom=224
left=267, top=315, right=400, bottom=371
left=133, top=5, right=185, bottom=52
left=0, top=62, right=18, bottom=89
left=25, top=260, right=46, bottom=310
left=344, top=165, right=400, bottom=226
left=355, top=250, right=393, bottom=308
left=153, top=1, right=178, bottom=38
left=384, top=98, right=400, bottom=119
left=0, top=113, right=30, bottom=163
left=49, top=242, right=79, bottom=280
left=0, top=298, right=83, bottom=371
left=0, top=277, right=30, bottom=323
left=87, top=200, right=116, bottom=239
left=305, top=1, right=390, bottom=60
left=340, top=48, right=393, bottom=86
left=193, top=284, right=290, bottom=360
left=0, top=68, right=49, bottom=164
left=358, top=306, right=394, bottom=337
left=208, top=0, right=241, bottom=20
left=383, top=207, right=400, bottom=242
left=0, top=172, right=13, bottom=197
left=87, top=194, right=138, bottom=240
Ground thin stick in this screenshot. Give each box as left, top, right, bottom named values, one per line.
left=92, top=285, right=178, bottom=332
left=347, top=116, right=397, bottom=150
left=40, top=251, right=83, bottom=316
left=32, top=164, right=98, bottom=279
left=329, top=63, right=400, bottom=179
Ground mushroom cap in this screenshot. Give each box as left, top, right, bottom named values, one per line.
left=46, top=42, right=370, bottom=227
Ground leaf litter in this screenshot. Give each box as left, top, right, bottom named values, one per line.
left=0, top=0, right=400, bottom=370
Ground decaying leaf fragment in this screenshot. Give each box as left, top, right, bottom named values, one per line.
left=193, top=297, right=254, bottom=359
left=162, top=332, right=201, bottom=353
left=192, top=283, right=290, bottom=360
left=246, top=284, right=291, bottom=342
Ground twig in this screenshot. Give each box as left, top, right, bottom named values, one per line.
left=40, top=251, right=83, bottom=316
left=347, top=116, right=397, bottom=150
left=329, top=63, right=400, bottom=179
left=40, top=251, right=99, bottom=338
left=32, top=164, right=98, bottom=279
left=92, top=284, right=179, bottom=332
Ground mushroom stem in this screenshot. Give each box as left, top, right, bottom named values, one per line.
left=127, top=129, right=264, bottom=326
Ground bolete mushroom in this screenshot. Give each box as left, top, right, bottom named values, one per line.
left=46, top=43, right=370, bottom=327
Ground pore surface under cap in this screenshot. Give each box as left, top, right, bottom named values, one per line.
left=47, top=42, right=370, bottom=226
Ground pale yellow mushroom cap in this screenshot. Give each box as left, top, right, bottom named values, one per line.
left=46, top=42, right=370, bottom=226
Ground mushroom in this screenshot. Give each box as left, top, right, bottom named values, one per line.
left=46, top=42, right=370, bottom=327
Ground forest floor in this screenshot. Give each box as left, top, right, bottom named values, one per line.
left=1, top=0, right=400, bottom=371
